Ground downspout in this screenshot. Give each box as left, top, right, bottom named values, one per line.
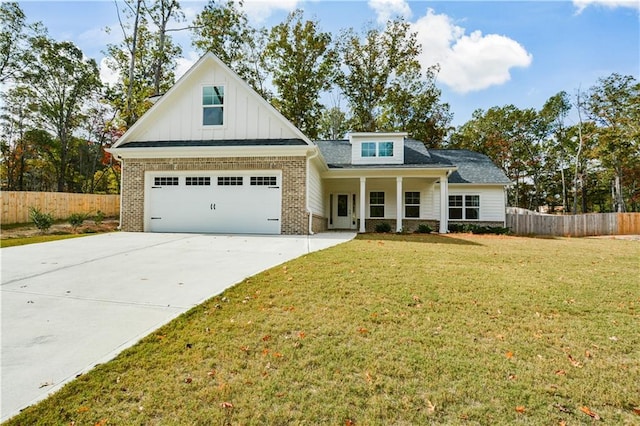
left=306, top=147, right=320, bottom=235
left=114, top=153, right=124, bottom=231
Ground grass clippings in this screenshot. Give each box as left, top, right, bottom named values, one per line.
left=5, top=233, right=639, bottom=424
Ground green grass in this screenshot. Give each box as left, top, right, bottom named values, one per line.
left=5, top=234, right=639, bottom=425
left=0, top=233, right=90, bottom=248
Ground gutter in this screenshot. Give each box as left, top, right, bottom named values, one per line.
left=306, top=147, right=320, bottom=235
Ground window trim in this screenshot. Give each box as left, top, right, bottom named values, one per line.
left=202, top=85, right=225, bottom=127
left=369, top=191, right=385, bottom=218
left=404, top=191, right=420, bottom=218
left=361, top=142, right=377, bottom=157
left=449, top=194, right=480, bottom=221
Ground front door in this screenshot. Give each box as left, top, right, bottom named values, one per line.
left=333, top=193, right=356, bottom=229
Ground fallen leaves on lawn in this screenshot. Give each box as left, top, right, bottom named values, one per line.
left=77, top=406, right=90, bottom=413
left=553, top=403, right=572, bottom=414
left=426, top=400, right=436, bottom=414
left=515, top=406, right=526, bottom=414
left=580, top=406, right=601, bottom=420
left=568, top=354, right=582, bottom=368
left=505, top=351, right=514, bottom=359
left=220, top=402, right=234, bottom=409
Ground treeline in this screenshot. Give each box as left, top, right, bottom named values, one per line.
left=1, top=1, right=637, bottom=212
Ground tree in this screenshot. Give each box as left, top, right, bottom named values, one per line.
left=379, top=64, right=452, bottom=146
left=142, top=0, right=184, bottom=95
left=264, top=10, right=337, bottom=139
left=106, top=0, right=182, bottom=127
left=319, top=106, right=349, bottom=140
left=337, top=19, right=421, bottom=132
left=0, top=86, right=36, bottom=190
left=191, top=0, right=269, bottom=98
left=0, top=2, right=35, bottom=83
left=22, top=36, right=102, bottom=192
left=586, top=73, right=640, bottom=212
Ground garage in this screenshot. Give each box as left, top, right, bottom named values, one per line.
left=145, top=171, right=282, bottom=234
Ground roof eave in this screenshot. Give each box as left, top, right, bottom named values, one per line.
left=107, top=145, right=313, bottom=160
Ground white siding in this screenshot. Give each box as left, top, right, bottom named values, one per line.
left=307, top=158, right=324, bottom=215
left=124, top=56, right=303, bottom=143
left=446, top=185, right=506, bottom=222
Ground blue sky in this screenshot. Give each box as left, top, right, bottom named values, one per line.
left=18, top=0, right=640, bottom=126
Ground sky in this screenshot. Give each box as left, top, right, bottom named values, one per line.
left=16, top=0, right=640, bottom=127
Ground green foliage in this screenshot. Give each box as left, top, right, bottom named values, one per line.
left=448, top=223, right=510, bottom=235
left=415, top=223, right=433, bottom=234
left=265, top=10, right=338, bottom=140
left=68, top=212, right=89, bottom=229
left=337, top=20, right=421, bottom=132
left=94, top=210, right=105, bottom=225
left=29, top=207, right=53, bottom=233
left=374, top=222, right=392, bottom=233
left=191, top=0, right=270, bottom=99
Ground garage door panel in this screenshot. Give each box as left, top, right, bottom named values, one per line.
left=146, top=172, right=282, bottom=234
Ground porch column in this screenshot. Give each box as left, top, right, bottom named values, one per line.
left=396, top=177, right=403, bottom=232
left=439, top=172, right=448, bottom=233
left=359, top=177, right=366, bottom=233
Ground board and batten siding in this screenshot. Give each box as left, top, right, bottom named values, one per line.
left=124, top=57, right=303, bottom=143
left=432, top=184, right=507, bottom=222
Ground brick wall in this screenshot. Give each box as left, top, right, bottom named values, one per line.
left=311, top=214, right=328, bottom=233
left=120, top=156, right=308, bottom=235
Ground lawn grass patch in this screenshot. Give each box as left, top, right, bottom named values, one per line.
left=6, top=234, right=639, bottom=424
left=0, top=233, right=90, bottom=248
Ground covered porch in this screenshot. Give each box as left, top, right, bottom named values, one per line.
left=321, top=169, right=454, bottom=234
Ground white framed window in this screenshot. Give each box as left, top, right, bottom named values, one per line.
left=370, top=191, right=385, bottom=218
left=362, top=142, right=376, bottom=157
left=361, top=141, right=394, bottom=158
left=203, top=86, right=224, bottom=126
left=449, top=195, right=480, bottom=220
left=379, top=141, right=394, bottom=157
left=405, top=191, right=420, bottom=218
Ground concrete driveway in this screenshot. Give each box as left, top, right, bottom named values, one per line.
left=0, top=231, right=355, bottom=421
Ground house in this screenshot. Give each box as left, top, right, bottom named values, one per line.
left=108, top=52, right=510, bottom=235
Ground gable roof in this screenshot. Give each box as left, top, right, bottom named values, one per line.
left=315, top=138, right=452, bottom=169
left=315, top=138, right=510, bottom=184
left=429, top=149, right=511, bottom=184
left=111, top=52, right=313, bottom=149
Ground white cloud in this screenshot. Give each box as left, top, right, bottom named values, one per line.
left=411, top=9, right=533, bottom=93
left=175, top=50, right=201, bottom=81
left=573, top=0, right=640, bottom=13
left=368, top=0, right=412, bottom=24
left=241, top=0, right=300, bottom=24
left=99, top=57, right=119, bottom=87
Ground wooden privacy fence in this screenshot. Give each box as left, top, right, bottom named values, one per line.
left=506, top=212, right=640, bottom=237
left=1, top=191, right=120, bottom=225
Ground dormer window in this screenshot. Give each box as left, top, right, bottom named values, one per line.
left=362, top=142, right=376, bottom=157
left=203, top=85, right=224, bottom=126
left=361, top=141, right=394, bottom=157
left=379, top=142, right=393, bottom=157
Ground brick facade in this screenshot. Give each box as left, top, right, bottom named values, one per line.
left=120, top=156, right=308, bottom=235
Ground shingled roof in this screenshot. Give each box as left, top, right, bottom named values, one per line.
left=314, top=138, right=510, bottom=185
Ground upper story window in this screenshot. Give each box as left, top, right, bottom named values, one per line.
left=379, top=142, right=394, bottom=157
left=362, top=142, right=376, bottom=157
left=361, top=141, right=394, bottom=157
left=203, top=86, right=224, bottom=126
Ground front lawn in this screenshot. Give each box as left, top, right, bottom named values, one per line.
left=6, top=234, right=639, bottom=424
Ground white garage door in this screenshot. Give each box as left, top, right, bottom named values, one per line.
left=146, top=171, right=282, bottom=234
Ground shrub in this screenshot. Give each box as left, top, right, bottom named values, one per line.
left=448, top=223, right=510, bottom=235
left=94, top=210, right=105, bottom=225
left=374, top=222, right=392, bottom=233
left=68, top=213, right=89, bottom=230
left=29, top=207, right=54, bottom=233
left=415, top=224, right=433, bottom=234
